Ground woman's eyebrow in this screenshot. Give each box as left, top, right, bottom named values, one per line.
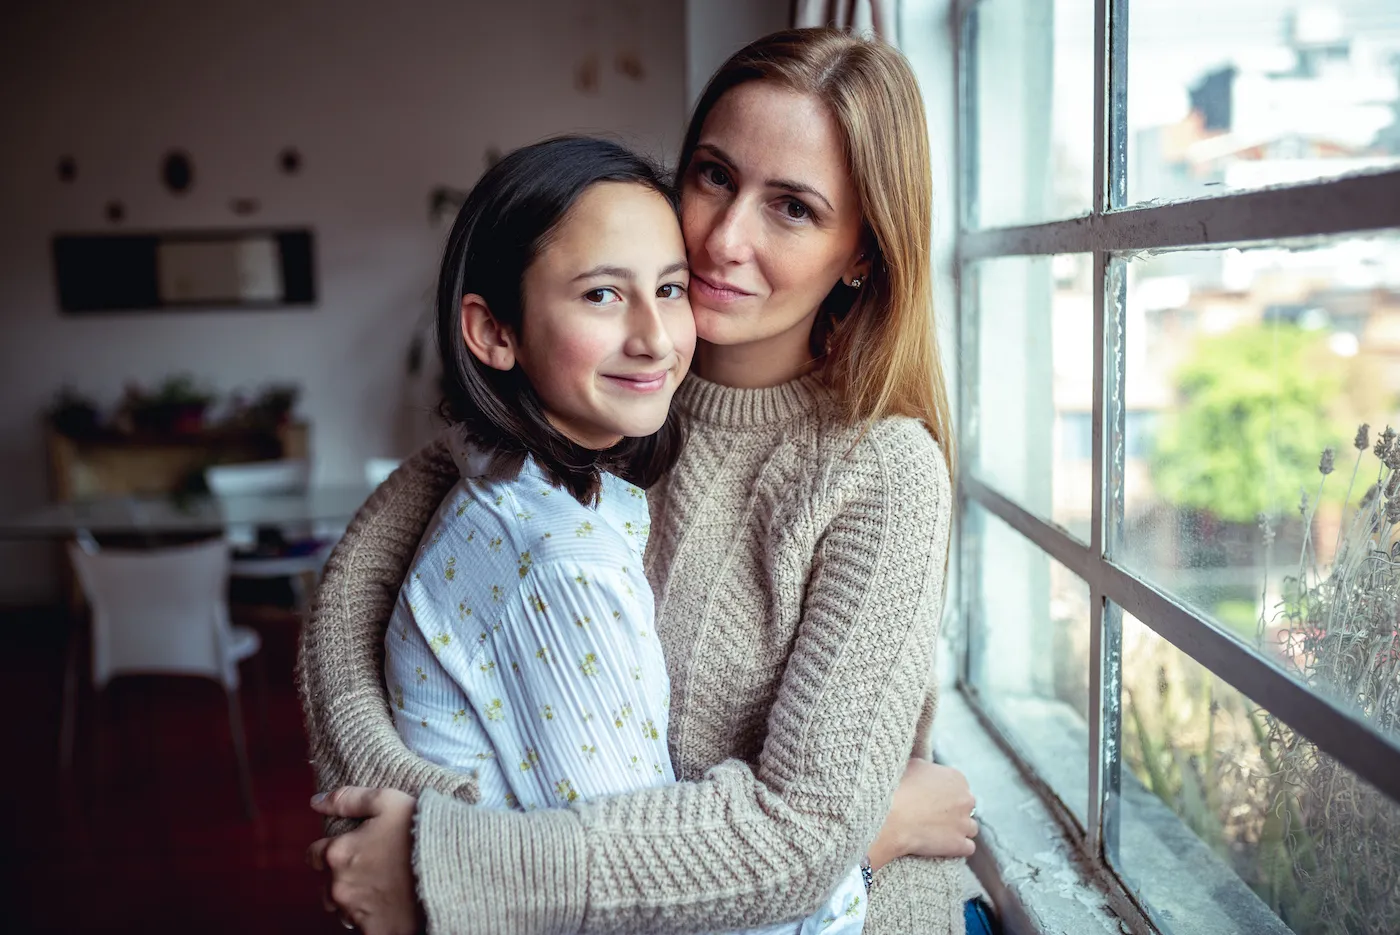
left=694, top=143, right=834, bottom=213
left=657, top=260, right=688, bottom=278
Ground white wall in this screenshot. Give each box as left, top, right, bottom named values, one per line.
left=0, top=0, right=686, bottom=604
left=684, top=0, right=790, bottom=109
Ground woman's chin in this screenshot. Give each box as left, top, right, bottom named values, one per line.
left=692, top=305, right=754, bottom=346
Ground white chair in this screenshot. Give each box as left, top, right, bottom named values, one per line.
left=206, top=459, right=329, bottom=615
left=64, top=537, right=260, bottom=817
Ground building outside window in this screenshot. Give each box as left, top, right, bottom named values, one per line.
left=954, top=1, right=1400, bottom=931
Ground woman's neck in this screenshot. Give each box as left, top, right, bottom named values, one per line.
left=693, top=337, right=819, bottom=389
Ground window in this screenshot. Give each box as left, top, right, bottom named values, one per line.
left=955, top=1, right=1400, bottom=932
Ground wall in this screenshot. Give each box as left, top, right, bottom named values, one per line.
left=0, top=0, right=686, bottom=604
left=684, top=0, right=790, bottom=109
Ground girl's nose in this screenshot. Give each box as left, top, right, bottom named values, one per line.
left=624, top=299, right=676, bottom=360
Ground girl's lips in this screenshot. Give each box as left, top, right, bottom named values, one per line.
left=603, top=371, right=668, bottom=393
left=690, top=273, right=754, bottom=306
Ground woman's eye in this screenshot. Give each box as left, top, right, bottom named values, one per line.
left=701, top=163, right=732, bottom=189
left=584, top=287, right=621, bottom=305
left=781, top=199, right=811, bottom=221
left=657, top=283, right=688, bottom=300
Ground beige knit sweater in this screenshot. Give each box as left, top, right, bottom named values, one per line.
left=298, top=373, right=962, bottom=935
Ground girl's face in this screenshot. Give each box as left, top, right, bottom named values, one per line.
left=680, top=82, right=868, bottom=380
left=513, top=182, right=694, bottom=449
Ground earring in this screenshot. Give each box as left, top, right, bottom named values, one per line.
left=849, top=277, right=862, bottom=289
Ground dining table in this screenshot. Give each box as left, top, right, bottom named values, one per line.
left=0, top=485, right=376, bottom=540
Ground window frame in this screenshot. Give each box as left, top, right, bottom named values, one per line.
left=951, top=0, right=1400, bottom=926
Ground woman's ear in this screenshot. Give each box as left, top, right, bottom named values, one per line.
left=841, top=252, right=872, bottom=289
left=460, top=294, right=516, bottom=371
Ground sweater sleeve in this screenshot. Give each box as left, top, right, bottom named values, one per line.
left=296, top=435, right=474, bottom=835
left=412, top=421, right=957, bottom=935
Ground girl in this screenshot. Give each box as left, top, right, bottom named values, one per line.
left=379, top=135, right=869, bottom=934
left=302, top=28, right=979, bottom=935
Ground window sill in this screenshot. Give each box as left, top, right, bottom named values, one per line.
left=933, top=688, right=1294, bottom=935
left=932, top=688, right=1130, bottom=935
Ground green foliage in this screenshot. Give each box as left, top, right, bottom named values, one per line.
left=1151, top=325, right=1343, bottom=523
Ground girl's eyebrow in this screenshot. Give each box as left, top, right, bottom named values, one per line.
left=573, top=264, right=635, bottom=282
left=693, top=143, right=834, bottom=213
left=573, top=260, right=688, bottom=283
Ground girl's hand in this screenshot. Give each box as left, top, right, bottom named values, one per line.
left=867, top=759, right=978, bottom=870
left=307, top=787, right=424, bottom=935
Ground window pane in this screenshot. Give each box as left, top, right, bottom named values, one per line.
left=1114, top=608, right=1400, bottom=934
left=1117, top=234, right=1400, bottom=751
left=1128, top=1, right=1400, bottom=206
left=971, top=0, right=1093, bottom=227
left=973, top=253, right=1093, bottom=542
left=969, top=502, right=1092, bottom=824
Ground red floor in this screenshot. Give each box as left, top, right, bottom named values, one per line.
left=2, top=602, right=347, bottom=934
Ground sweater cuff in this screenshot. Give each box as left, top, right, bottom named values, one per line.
left=414, top=789, right=588, bottom=935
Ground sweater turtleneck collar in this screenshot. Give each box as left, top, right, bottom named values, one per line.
left=674, top=371, right=830, bottom=428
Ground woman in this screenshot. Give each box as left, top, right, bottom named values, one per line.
left=302, top=27, right=976, bottom=935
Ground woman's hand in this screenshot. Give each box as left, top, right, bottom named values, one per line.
left=307, top=787, right=424, bottom=935
left=866, top=759, right=978, bottom=870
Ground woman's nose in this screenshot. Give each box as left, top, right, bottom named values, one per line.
left=703, top=201, right=755, bottom=266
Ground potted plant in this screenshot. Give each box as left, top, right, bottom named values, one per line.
left=119, top=375, right=217, bottom=435
left=46, top=386, right=102, bottom=438
left=246, top=383, right=299, bottom=429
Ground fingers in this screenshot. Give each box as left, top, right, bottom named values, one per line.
left=321, top=881, right=338, bottom=914
left=307, top=837, right=333, bottom=872
left=311, top=786, right=382, bottom=819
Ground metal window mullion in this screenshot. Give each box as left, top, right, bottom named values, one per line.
left=957, top=1, right=979, bottom=234
left=1098, top=256, right=1128, bottom=865
left=1085, top=0, right=1112, bottom=865
left=954, top=0, right=980, bottom=688
left=958, top=169, right=1400, bottom=259
left=958, top=261, right=982, bottom=685
left=963, top=475, right=1400, bottom=806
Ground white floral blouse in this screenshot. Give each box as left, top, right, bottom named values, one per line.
left=385, top=444, right=867, bottom=934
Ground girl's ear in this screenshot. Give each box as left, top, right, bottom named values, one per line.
left=460, top=293, right=517, bottom=371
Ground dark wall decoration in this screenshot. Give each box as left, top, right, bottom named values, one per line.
left=53, top=228, right=317, bottom=314
left=161, top=150, right=194, bottom=194
left=279, top=147, right=302, bottom=175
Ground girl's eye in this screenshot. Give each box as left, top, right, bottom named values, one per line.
left=699, top=163, right=732, bottom=189
left=583, top=287, right=621, bottom=305
left=657, top=283, right=688, bottom=300
left=781, top=199, right=811, bottom=221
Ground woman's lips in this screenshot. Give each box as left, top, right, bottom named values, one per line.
left=603, top=370, right=668, bottom=393
left=690, top=273, right=754, bottom=306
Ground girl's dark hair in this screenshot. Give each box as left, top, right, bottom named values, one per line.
left=436, top=135, right=685, bottom=504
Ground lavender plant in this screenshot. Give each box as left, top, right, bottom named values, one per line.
left=1257, top=423, right=1400, bottom=933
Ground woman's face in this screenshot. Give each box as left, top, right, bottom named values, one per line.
left=680, top=82, right=868, bottom=368
left=512, top=182, right=694, bottom=449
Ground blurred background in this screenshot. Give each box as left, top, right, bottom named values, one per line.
left=0, top=1, right=792, bottom=931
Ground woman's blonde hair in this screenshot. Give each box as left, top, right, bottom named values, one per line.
left=678, top=27, right=955, bottom=477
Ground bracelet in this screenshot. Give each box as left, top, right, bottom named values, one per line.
left=860, top=856, right=874, bottom=892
